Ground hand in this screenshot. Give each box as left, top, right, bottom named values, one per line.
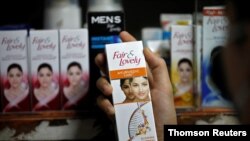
left=95, top=31, right=177, bottom=141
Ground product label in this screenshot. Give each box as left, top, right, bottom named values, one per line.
left=87, top=11, right=125, bottom=102
left=88, top=12, right=124, bottom=49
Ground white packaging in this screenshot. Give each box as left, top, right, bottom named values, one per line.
left=201, top=6, right=232, bottom=107
left=105, top=41, right=157, bottom=141
left=171, top=25, right=194, bottom=108
left=29, top=30, right=60, bottom=111
left=0, top=30, right=31, bottom=112
left=59, top=29, right=89, bottom=110
left=160, top=14, right=193, bottom=31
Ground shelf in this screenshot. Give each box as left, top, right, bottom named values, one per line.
left=0, top=111, right=99, bottom=122
left=0, top=110, right=113, bottom=140
left=177, top=107, right=236, bottom=115
left=0, top=107, right=237, bottom=123
left=177, top=108, right=238, bottom=124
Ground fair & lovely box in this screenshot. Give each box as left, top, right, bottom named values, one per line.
left=201, top=6, right=232, bottom=108
left=59, top=29, right=89, bottom=110
left=105, top=41, right=157, bottom=141
left=29, top=30, right=60, bottom=111
left=171, top=25, right=194, bottom=109
left=0, top=30, right=31, bottom=112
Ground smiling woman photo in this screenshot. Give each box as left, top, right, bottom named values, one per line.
left=130, top=76, right=150, bottom=102
left=33, top=63, right=60, bottom=111
left=174, top=58, right=194, bottom=107
left=3, top=63, right=30, bottom=112
left=62, top=61, right=88, bottom=110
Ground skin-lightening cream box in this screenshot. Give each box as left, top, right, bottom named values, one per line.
left=105, top=41, right=157, bottom=141
left=29, top=30, right=60, bottom=111
left=59, top=29, right=89, bottom=110
left=0, top=30, right=31, bottom=112
left=202, top=6, right=232, bottom=108
left=171, top=25, right=194, bottom=109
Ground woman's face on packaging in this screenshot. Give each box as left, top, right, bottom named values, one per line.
left=178, top=62, right=192, bottom=83
left=130, top=77, right=149, bottom=100
left=121, top=79, right=134, bottom=100
left=7, top=68, right=23, bottom=88
left=67, top=66, right=82, bottom=87
left=38, top=67, right=53, bottom=88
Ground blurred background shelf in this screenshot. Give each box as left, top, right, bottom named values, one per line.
left=0, top=108, right=237, bottom=123
left=0, top=111, right=98, bottom=121
left=0, top=110, right=114, bottom=140
left=177, top=108, right=238, bottom=124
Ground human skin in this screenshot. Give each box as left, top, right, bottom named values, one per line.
left=38, top=67, right=53, bottom=89
left=67, top=66, right=82, bottom=88
left=8, top=68, right=22, bottom=89
left=130, top=76, right=150, bottom=102
left=178, top=62, right=192, bottom=85
left=121, top=79, right=135, bottom=102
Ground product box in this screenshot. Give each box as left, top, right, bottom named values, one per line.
left=59, top=29, right=89, bottom=110
left=160, top=14, right=193, bottom=32
left=201, top=6, right=232, bottom=108
left=0, top=30, right=31, bottom=112
left=160, top=14, right=193, bottom=71
left=87, top=11, right=125, bottom=97
left=171, top=25, right=194, bottom=109
left=29, top=30, right=60, bottom=111
left=105, top=41, right=157, bottom=141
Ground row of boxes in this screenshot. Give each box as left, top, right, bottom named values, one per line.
left=0, top=29, right=89, bottom=112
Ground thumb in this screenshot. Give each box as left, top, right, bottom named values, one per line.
left=143, top=47, right=172, bottom=92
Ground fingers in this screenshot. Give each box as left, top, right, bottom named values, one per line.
left=96, top=76, right=113, bottom=97
left=151, top=89, right=177, bottom=140
left=97, top=95, right=115, bottom=117
left=119, top=31, right=137, bottom=42
left=95, top=53, right=108, bottom=75
left=151, top=89, right=176, bottom=125
left=143, top=47, right=172, bottom=93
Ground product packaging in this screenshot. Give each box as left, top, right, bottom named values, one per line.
left=105, top=41, right=157, bottom=141
left=0, top=30, right=31, bottom=112
left=59, top=29, right=89, bottom=110
left=201, top=6, right=232, bottom=108
left=29, top=30, right=60, bottom=111
left=87, top=10, right=125, bottom=98
left=171, top=25, right=194, bottom=109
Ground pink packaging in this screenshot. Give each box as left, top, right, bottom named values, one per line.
left=59, top=29, right=89, bottom=110
left=0, top=30, right=31, bottom=113
left=29, top=30, right=60, bottom=111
